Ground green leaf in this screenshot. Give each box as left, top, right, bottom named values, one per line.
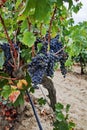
left=26, top=72, right=32, bottom=87
left=1, top=91, right=9, bottom=99
left=20, top=20, right=28, bottom=33
left=66, top=104, right=70, bottom=113
left=38, top=97, right=46, bottom=106
left=50, top=0, right=57, bottom=3
left=21, top=48, right=32, bottom=62
left=3, top=85, right=10, bottom=90
left=13, top=92, right=24, bottom=107
left=72, top=2, right=82, bottom=13
left=34, top=0, right=51, bottom=21
left=0, top=78, right=8, bottom=90
left=18, top=0, right=35, bottom=20
left=29, top=87, right=35, bottom=93
left=15, top=0, right=22, bottom=9
left=65, top=59, right=73, bottom=67
left=56, top=112, right=65, bottom=121
left=57, top=0, right=63, bottom=7
left=18, top=0, right=51, bottom=22
left=37, top=43, right=43, bottom=52
left=68, top=121, right=75, bottom=129
left=18, top=93, right=24, bottom=105
left=1, top=85, right=11, bottom=99
left=1, top=86, right=11, bottom=99
left=63, top=0, right=73, bottom=8
left=55, top=103, right=64, bottom=112
left=58, top=121, right=69, bottom=130
left=22, top=31, right=35, bottom=47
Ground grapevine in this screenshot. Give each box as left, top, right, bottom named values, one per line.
left=0, top=0, right=78, bottom=129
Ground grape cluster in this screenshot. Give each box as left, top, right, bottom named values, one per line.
left=50, top=35, right=63, bottom=53
left=28, top=35, right=68, bottom=85
left=28, top=53, right=58, bottom=84
left=28, top=54, right=48, bottom=84
left=0, top=43, right=18, bottom=75
left=50, top=35, right=68, bottom=77
left=35, top=35, right=63, bottom=55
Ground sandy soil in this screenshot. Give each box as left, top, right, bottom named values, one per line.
left=14, top=66, right=87, bottom=130
left=53, top=69, right=87, bottom=130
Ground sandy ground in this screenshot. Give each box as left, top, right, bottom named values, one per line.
left=53, top=70, right=87, bottom=130
left=15, top=66, right=87, bottom=130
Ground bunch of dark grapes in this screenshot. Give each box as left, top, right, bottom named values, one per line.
left=28, top=53, right=58, bottom=85
left=0, top=43, right=18, bottom=75
left=50, top=35, right=63, bottom=53
left=45, top=53, right=58, bottom=77
left=35, top=35, right=63, bottom=55
left=50, top=36, right=68, bottom=77
left=28, top=54, right=48, bottom=85
left=59, top=56, right=67, bottom=78
left=28, top=35, right=68, bottom=85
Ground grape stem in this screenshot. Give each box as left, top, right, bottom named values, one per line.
left=0, top=14, right=17, bottom=69
left=0, top=76, right=18, bottom=80
left=8, top=61, right=15, bottom=68
left=27, top=17, right=35, bottom=57
left=54, top=46, right=66, bottom=55
left=27, top=17, right=31, bottom=31
left=40, top=23, right=43, bottom=38
left=48, top=5, right=57, bottom=50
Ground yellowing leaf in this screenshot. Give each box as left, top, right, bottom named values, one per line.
left=11, top=85, right=17, bottom=89
left=9, top=90, right=20, bottom=103
left=17, top=79, right=28, bottom=90
left=21, top=79, right=28, bottom=86
left=17, top=80, right=23, bottom=90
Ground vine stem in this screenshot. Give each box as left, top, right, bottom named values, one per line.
left=40, top=23, right=43, bottom=38
left=0, top=14, right=17, bottom=69
left=27, top=17, right=31, bottom=31
left=54, top=46, right=66, bottom=55
left=48, top=5, right=57, bottom=51
left=27, top=17, right=35, bottom=57
left=0, top=76, right=18, bottom=81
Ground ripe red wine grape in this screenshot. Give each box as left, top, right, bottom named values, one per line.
left=0, top=43, right=18, bottom=75
left=29, top=35, right=68, bottom=85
